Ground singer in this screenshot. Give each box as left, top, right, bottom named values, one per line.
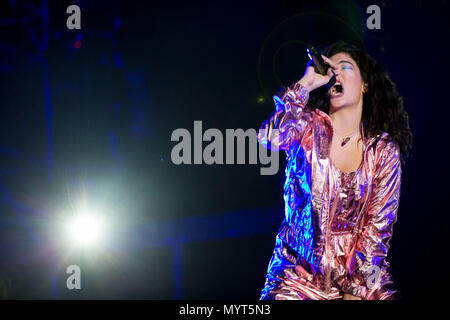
left=258, top=41, right=412, bottom=300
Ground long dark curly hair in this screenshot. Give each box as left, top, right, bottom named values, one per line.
left=306, top=41, right=413, bottom=164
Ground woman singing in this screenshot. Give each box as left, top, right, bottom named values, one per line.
left=258, top=41, right=412, bottom=300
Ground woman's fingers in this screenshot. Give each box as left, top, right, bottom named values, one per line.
left=321, top=55, right=339, bottom=70
left=327, top=67, right=335, bottom=79
left=300, top=56, right=337, bottom=92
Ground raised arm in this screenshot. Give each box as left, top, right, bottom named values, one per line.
left=257, top=82, right=312, bottom=151
left=257, top=56, right=337, bottom=152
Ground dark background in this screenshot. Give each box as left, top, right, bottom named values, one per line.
left=0, top=0, right=448, bottom=299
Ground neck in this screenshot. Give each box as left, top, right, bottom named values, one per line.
left=329, top=101, right=363, bottom=136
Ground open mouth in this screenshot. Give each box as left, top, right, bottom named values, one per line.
left=330, top=82, right=344, bottom=97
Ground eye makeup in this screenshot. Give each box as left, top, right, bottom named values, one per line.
left=341, top=62, right=353, bottom=70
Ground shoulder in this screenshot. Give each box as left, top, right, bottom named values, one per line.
left=375, top=133, right=400, bottom=160
left=370, top=132, right=401, bottom=177
left=367, top=132, right=400, bottom=157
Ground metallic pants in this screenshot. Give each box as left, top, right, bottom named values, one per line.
left=260, top=236, right=343, bottom=300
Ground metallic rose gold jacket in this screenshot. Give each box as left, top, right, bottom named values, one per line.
left=258, top=82, right=402, bottom=300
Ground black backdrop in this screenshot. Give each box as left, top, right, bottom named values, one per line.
left=0, top=0, right=448, bottom=300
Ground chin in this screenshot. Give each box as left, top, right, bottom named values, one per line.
left=329, top=99, right=347, bottom=109
left=330, top=96, right=360, bottom=110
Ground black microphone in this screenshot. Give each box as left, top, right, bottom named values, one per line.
left=306, top=45, right=336, bottom=89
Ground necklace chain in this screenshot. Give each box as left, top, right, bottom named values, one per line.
left=334, top=127, right=359, bottom=138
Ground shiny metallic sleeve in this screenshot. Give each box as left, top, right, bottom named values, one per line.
left=342, top=140, right=402, bottom=299
left=257, top=82, right=312, bottom=151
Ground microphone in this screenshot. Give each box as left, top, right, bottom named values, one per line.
left=306, top=45, right=336, bottom=89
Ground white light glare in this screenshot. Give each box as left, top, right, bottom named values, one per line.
left=68, top=214, right=102, bottom=246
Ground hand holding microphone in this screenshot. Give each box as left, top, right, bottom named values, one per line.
left=297, top=46, right=338, bottom=93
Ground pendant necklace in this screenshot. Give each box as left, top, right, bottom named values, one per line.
left=335, top=124, right=362, bottom=147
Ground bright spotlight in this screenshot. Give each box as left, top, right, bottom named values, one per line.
left=67, top=214, right=102, bottom=247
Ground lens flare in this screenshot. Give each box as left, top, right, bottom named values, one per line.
left=67, top=214, right=102, bottom=246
